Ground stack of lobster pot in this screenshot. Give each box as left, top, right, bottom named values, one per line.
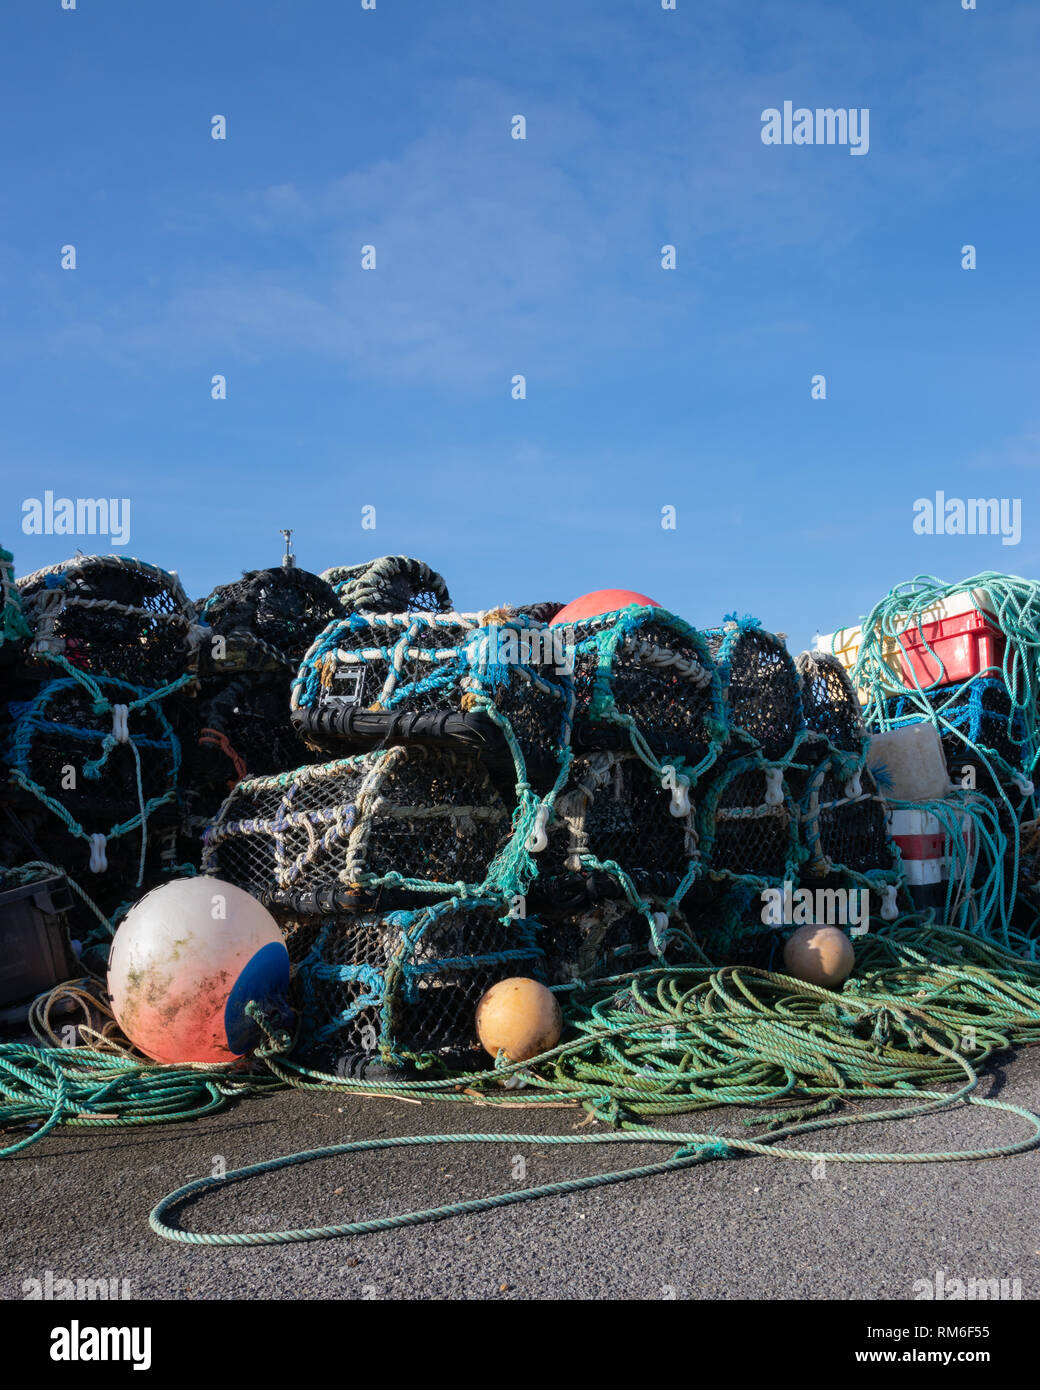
left=2, top=555, right=198, bottom=927
left=205, top=557, right=566, bottom=1067
left=528, top=604, right=726, bottom=982
left=184, top=562, right=341, bottom=852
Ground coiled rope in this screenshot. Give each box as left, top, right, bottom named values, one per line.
left=5, top=921, right=1040, bottom=1243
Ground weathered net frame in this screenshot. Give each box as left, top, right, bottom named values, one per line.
left=533, top=750, right=698, bottom=908
left=290, top=608, right=574, bottom=792
left=567, top=605, right=726, bottom=788
left=16, top=555, right=197, bottom=691
left=202, top=745, right=509, bottom=910
left=198, top=566, right=340, bottom=674
left=796, top=649, right=869, bottom=765
left=322, top=556, right=452, bottom=616
left=703, top=618, right=806, bottom=762
left=3, top=674, right=181, bottom=883
left=696, top=754, right=803, bottom=887
left=284, top=895, right=544, bottom=1068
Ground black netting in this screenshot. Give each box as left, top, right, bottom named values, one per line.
left=535, top=752, right=696, bottom=903
left=807, top=760, right=897, bottom=875
left=796, top=650, right=866, bottom=759
left=17, top=556, right=195, bottom=689
left=292, top=610, right=571, bottom=784
left=198, top=566, right=339, bottom=672
left=283, top=901, right=543, bottom=1066
left=704, top=624, right=805, bottom=761
left=570, top=614, right=721, bottom=765
left=203, top=746, right=508, bottom=906
left=538, top=901, right=650, bottom=985
left=700, top=762, right=796, bottom=882
left=5, top=677, right=179, bottom=836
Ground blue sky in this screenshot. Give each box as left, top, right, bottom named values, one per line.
left=0, top=0, right=1036, bottom=654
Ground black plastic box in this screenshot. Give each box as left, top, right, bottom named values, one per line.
left=0, top=874, right=77, bottom=1014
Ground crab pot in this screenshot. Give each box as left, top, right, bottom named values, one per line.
left=290, top=609, right=572, bottom=789
left=4, top=675, right=180, bottom=867
left=203, top=745, right=509, bottom=910
left=197, top=565, right=340, bottom=675
left=538, top=900, right=686, bottom=986
left=284, top=897, right=545, bottom=1068
left=531, top=750, right=698, bottom=910
left=566, top=607, right=724, bottom=773
left=801, top=754, right=900, bottom=879
left=703, top=621, right=806, bottom=762
left=16, top=555, right=197, bottom=690
left=681, top=878, right=782, bottom=967
left=796, top=649, right=868, bottom=764
left=697, top=756, right=801, bottom=885
left=185, top=672, right=317, bottom=815
left=321, top=556, right=452, bottom=616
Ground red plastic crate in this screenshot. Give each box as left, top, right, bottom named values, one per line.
left=897, top=608, right=1005, bottom=689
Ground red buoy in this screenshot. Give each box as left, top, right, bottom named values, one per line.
left=551, top=589, right=661, bottom=626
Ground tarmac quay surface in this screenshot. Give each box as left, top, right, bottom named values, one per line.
left=3, top=1046, right=1040, bottom=1302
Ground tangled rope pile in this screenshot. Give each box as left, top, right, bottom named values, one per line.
left=852, top=572, right=1040, bottom=951
left=5, top=922, right=1040, bottom=1244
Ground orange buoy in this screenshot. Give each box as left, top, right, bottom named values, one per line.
left=782, top=925, right=855, bottom=989
left=551, top=589, right=660, bottom=626
left=476, top=977, right=563, bottom=1062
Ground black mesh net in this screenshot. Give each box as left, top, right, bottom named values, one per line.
left=538, top=901, right=653, bottom=985
left=700, top=761, right=797, bottom=882
left=796, top=650, right=866, bottom=760
left=806, top=759, right=897, bottom=876
left=283, top=900, right=544, bottom=1067
left=292, top=610, right=571, bottom=785
left=16, top=556, right=195, bottom=689
left=203, top=745, right=509, bottom=908
left=5, top=677, right=179, bottom=838
left=198, top=566, right=340, bottom=672
left=704, top=624, right=805, bottom=761
left=569, top=613, right=721, bottom=765
left=534, top=751, right=697, bottom=905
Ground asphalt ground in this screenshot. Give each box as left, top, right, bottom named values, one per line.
left=2, top=1045, right=1040, bottom=1302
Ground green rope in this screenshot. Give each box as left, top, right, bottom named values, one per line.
left=7, top=922, right=1040, bottom=1244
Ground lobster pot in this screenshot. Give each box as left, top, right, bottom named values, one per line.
left=533, top=751, right=698, bottom=907
left=184, top=671, right=318, bottom=816
left=802, top=755, right=899, bottom=880
left=796, top=650, right=867, bottom=764
left=321, top=556, right=452, bottom=616
left=290, top=610, right=572, bottom=787
left=683, top=880, right=784, bottom=969
left=538, top=901, right=657, bottom=986
left=567, top=607, right=724, bottom=774
left=288, top=898, right=544, bottom=1067
left=3, top=676, right=180, bottom=886
left=698, top=757, right=800, bottom=885
left=886, top=679, right=1029, bottom=784
left=203, top=745, right=509, bottom=910
left=197, top=566, right=340, bottom=674
left=16, top=555, right=197, bottom=689
left=703, top=621, right=805, bottom=762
